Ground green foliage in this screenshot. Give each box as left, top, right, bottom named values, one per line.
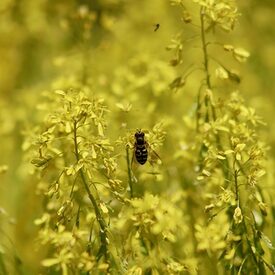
left=0, top=0, right=275, bottom=274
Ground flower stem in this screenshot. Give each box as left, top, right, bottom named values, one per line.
left=73, top=120, right=109, bottom=261
left=199, top=7, right=218, bottom=122
left=233, top=159, right=239, bottom=205
left=200, top=7, right=211, bottom=90
left=199, top=7, right=230, bottom=180
left=200, top=7, right=211, bottom=124
left=126, top=145, right=134, bottom=198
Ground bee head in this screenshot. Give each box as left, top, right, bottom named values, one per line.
left=135, top=130, right=145, bottom=140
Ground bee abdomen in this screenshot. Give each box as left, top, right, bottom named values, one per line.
left=135, top=146, right=148, bottom=165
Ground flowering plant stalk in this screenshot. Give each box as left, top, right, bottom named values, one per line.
left=169, top=0, right=274, bottom=273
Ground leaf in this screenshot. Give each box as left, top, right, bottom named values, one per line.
left=82, top=151, right=89, bottom=159
left=224, top=150, right=234, bottom=155
left=224, top=247, right=235, bottom=260
left=237, top=256, right=248, bottom=275
left=55, top=90, right=66, bottom=96
left=31, top=157, right=51, bottom=167
left=66, top=165, right=75, bottom=176
left=169, top=76, right=185, bottom=90
left=41, top=258, right=60, bottom=267
left=236, top=143, right=246, bottom=151
left=223, top=44, right=234, bottom=52
left=233, top=207, right=243, bottom=224
left=65, top=122, right=71, bottom=133
left=233, top=48, right=250, bottom=63
left=258, top=202, right=268, bottom=216
left=34, top=213, right=50, bottom=225
left=169, top=58, right=180, bottom=66
left=228, top=70, right=241, bottom=83
left=116, top=102, right=132, bottom=112
left=215, top=67, right=229, bottom=80
left=100, top=203, right=109, bottom=214
left=261, top=232, right=275, bottom=250
left=202, top=169, right=211, bottom=177
left=181, top=10, right=192, bottom=23
left=197, top=175, right=204, bottom=181
left=256, top=169, right=266, bottom=178
left=74, top=162, right=83, bottom=173
left=91, top=145, right=97, bottom=159
left=217, top=154, right=226, bottom=160
left=204, top=204, right=214, bottom=212
left=98, top=123, right=104, bottom=136
left=98, top=263, right=109, bottom=271
left=236, top=152, right=242, bottom=161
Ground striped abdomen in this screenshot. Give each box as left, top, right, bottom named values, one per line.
left=135, top=144, right=148, bottom=165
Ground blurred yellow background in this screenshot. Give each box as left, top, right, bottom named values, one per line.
left=0, top=0, right=275, bottom=274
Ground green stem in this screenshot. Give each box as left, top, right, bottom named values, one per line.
left=196, top=84, right=203, bottom=132
left=73, top=121, right=109, bottom=261
left=199, top=7, right=230, bottom=180
left=233, top=159, right=239, bottom=205
left=199, top=7, right=219, bottom=123
left=186, top=194, right=199, bottom=258
left=243, top=222, right=259, bottom=267
left=126, top=146, right=134, bottom=198
left=200, top=8, right=211, bottom=91
left=200, top=7, right=211, bottom=124
left=233, top=156, right=259, bottom=269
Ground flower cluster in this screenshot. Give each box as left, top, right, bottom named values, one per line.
left=26, top=89, right=123, bottom=273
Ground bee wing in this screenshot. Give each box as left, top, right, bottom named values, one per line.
left=150, top=150, right=162, bottom=165
left=131, top=148, right=137, bottom=167
left=146, top=143, right=162, bottom=165
left=131, top=149, right=140, bottom=169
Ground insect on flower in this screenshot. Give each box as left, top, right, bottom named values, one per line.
left=134, top=130, right=148, bottom=165
left=133, top=129, right=161, bottom=165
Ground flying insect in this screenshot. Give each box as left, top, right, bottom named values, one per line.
left=154, top=23, right=160, bottom=32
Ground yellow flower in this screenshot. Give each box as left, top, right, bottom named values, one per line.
left=233, top=207, right=243, bottom=224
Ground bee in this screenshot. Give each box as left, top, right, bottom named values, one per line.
left=132, top=129, right=161, bottom=166
left=154, top=23, right=160, bottom=32
left=134, top=130, right=148, bottom=165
